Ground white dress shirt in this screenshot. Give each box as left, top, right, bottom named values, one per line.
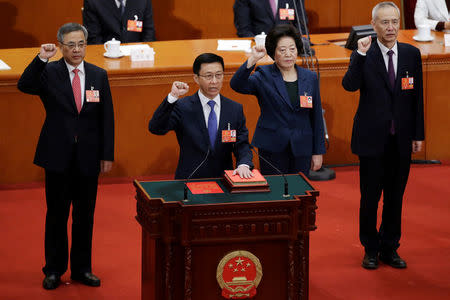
left=115, top=0, right=127, bottom=9
left=377, top=39, right=398, bottom=77
left=65, top=60, right=86, bottom=105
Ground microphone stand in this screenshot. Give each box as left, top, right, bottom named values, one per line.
left=183, top=148, right=210, bottom=202
left=249, top=146, right=290, bottom=198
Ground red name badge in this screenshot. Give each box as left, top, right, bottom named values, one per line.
left=401, top=77, right=414, bottom=90
left=86, top=90, right=100, bottom=103
left=300, top=95, right=313, bottom=108
left=127, top=20, right=143, bottom=32
left=279, top=8, right=295, bottom=20
left=222, top=130, right=236, bottom=143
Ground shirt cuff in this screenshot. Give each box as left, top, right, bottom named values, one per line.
left=356, top=50, right=367, bottom=56
left=38, top=55, right=48, bottom=63
left=167, top=93, right=178, bottom=103
left=237, top=164, right=250, bottom=169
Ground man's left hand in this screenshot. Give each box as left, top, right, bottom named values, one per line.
left=310, top=154, right=323, bottom=171
left=412, top=141, right=423, bottom=153
left=101, top=160, right=113, bottom=173
left=233, top=165, right=253, bottom=179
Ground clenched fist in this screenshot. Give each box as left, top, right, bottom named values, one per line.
left=357, top=36, right=372, bottom=54
left=39, top=44, right=57, bottom=60
left=247, top=45, right=267, bottom=68
left=170, top=81, right=189, bottom=98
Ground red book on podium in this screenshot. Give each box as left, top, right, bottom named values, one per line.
left=222, top=169, right=270, bottom=193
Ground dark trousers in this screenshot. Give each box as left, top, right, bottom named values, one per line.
left=358, top=136, right=411, bottom=255
left=258, top=145, right=311, bottom=176
left=42, top=157, right=99, bottom=276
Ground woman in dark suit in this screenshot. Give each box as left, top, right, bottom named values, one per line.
left=230, top=24, right=325, bottom=176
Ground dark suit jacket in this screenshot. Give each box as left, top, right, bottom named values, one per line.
left=148, top=93, right=253, bottom=179
left=233, top=0, right=308, bottom=37
left=342, top=41, right=425, bottom=156
left=83, top=0, right=155, bottom=44
left=230, top=62, right=325, bottom=157
left=17, top=56, right=115, bottom=176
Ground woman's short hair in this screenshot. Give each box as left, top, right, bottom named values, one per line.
left=265, top=24, right=303, bottom=60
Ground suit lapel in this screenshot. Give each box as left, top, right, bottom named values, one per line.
left=370, top=42, right=393, bottom=92
left=56, top=58, right=78, bottom=113
left=192, top=93, right=211, bottom=149
left=271, top=64, right=294, bottom=110
left=264, top=0, right=276, bottom=22
left=394, top=43, right=407, bottom=94
left=105, top=0, right=122, bottom=23
left=296, top=65, right=308, bottom=102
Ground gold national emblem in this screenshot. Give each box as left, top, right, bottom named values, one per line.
left=216, top=250, right=263, bottom=299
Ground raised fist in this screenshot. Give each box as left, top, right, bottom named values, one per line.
left=170, top=81, right=189, bottom=98
left=357, top=36, right=372, bottom=54
left=39, top=44, right=57, bottom=60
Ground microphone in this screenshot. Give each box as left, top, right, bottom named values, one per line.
left=183, top=148, right=210, bottom=202
left=292, top=0, right=316, bottom=67
left=249, top=145, right=290, bottom=198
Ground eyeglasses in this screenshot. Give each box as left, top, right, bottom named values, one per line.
left=198, top=72, right=224, bottom=81
left=61, top=42, right=86, bottom=50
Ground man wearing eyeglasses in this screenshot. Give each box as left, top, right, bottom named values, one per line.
left=17, top=23, right=114, bottom=289
left=149, top=53, right=253, bottom=179
left=342, top=2, right=424, bottom=270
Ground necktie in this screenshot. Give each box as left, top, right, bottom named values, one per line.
left=72, top=69, right=82, bottom=113
left=387, top=50, right=395, bottom=89
left=269, top=0, right=277, bottom=18
left=387, top=50, right=395, bottom=134
left=207, top=100, right=217, bottom=149
left=119, top=0, right=125, bottom=16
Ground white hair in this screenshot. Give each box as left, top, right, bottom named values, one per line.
left=372, top=1, right=400, bottom=21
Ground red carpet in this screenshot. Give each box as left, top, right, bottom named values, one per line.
left=1, top=164, right=449, bottom=299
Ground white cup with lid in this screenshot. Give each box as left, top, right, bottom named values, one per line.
left=416, top=24, right=432, bottom=40
left=255, top=32, right=267, bottom=47
left=104, top=38, right=121, bottom=57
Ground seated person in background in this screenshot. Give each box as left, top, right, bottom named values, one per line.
left=414, top=0, right=449, bottom=31
left=233, top=0, right=308, bottom=37
left=148, top=53, right=254, bottom=180
left=83, top=0, right=155, bottom=44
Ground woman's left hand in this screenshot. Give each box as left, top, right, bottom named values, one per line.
left=310, top=155, right=323, bottom=171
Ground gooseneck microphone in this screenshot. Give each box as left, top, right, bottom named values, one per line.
left=249, top=145, right=290, bottom=198
left=183, top=148, right=210, bottom=202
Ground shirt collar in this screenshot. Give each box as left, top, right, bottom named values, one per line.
left=377, top=39, right=398, bottom=56
left=198, top=90, right=220, bottom=108
left=64, top=60, right=85, bottom=75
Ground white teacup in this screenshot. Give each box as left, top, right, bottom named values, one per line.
left=255, top=32, right=267, bottom=47
left=104, top=38, right=121, bottom=56
left=417, top=24, right=431, bottom=40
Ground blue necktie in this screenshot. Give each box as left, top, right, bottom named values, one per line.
left=387, top=50, right=395, bottom=134
left=207, top=100, right=217, bottom=149
left=119, top=0, right=125, bottom=16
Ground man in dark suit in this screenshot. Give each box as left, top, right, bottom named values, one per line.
left=83, top=0, right=155, bottom=44
left=233, top=0, right=308, bottom=37
left=149, top=53, right=253, bottom=180
left=342, top=2, right=424, bottom=270
left=17, top=23, right=114, bottom=289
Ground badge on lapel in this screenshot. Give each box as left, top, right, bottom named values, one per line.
left=300, top=92, right=313, bottom=108
left=86, top=86, right=100, bottom=103
left=222, top=123, right=236, bottom=143
left=401, top=71, right=414, bottom=90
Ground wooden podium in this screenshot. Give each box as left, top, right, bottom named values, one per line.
left=134, top=174, right=318, bottom=300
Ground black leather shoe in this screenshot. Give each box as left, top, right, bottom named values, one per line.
left=362, top=253, right=379, bottom=269
left=380, top=250, right=407, bottom=268
left=43, top=274, right=61, bottom=290
left=71, top=272, right=101, bottom=287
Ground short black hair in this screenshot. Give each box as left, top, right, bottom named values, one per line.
left=265, top=24, right=303, bottom=60
left=192, top=53, right=224, bottom=75
left=57, top=23, right=88, bottom=43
